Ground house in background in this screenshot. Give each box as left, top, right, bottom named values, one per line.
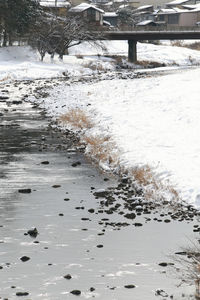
left=156, top=6, right=200, bottom=26
left=133, top=4, right=155, bottom=22
left=103, top=12, right=118, bottom=26
left=69, top=3, right=104, bottom=25
left=166, top=0, right=199, bottom=8
left=40, top=0, right=71, bottom=16
left=166, top=0, right=191, bottom=8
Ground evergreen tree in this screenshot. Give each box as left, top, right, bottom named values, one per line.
left=0, top=0, right=40, bottom=46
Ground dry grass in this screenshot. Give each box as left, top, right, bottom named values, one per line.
left=130, top=165, right=155, bottom=187
left=0, top=75, right=11, bottom=82
left=137, top=60, right=166, bottom=68
left=75, top=54, right=84, bottom=59
left=84, top=135, right=119, bottom=166
left=171, top=40, right=200, bottom=51
left=60, top=108, right=181, bottom=204
left=59, top=108, right=93, bottom=130
left=82, top=61, right=106, bottom=72
left=129, top=164, right=181, bottom=202
left=171, top=40, right=184, bottom=47
left=186, top=42, right=200, bottom=51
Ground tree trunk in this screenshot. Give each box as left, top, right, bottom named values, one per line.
left=8, top=32, right=12, bottom=46
left=2, top=30, right=8, bottom=47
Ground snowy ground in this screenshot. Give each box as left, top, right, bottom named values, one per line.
left=1, top=41, right=200, bottom=207
left=1, top=40, right=200, bottom=82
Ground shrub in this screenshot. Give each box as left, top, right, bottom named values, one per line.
left=59, top=108, right=93, bottom=130
left=84, top=135, right=119, bottom=166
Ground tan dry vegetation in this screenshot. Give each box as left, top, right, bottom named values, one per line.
left=82, top=61, right=106, bottom=72
left=59, top=108, right=93, bottom=130
left=75, top=54, right=84, bottom=59
left=0, top=75, right=11, bottom=82
left=171, top=40, right=200, bottom=51
left=84, top=135, right=119, bottom=166
left=137, top=60, right=166, bottom=68
left=59, top=108, right=181, bottom=203
left=129, top=164, right=181, bottom=202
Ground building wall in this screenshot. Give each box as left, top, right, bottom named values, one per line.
left=71, top=0, right=89, bottom=6
left=136, top=0, right=168, bottom=8
left=179, top=12, right=198, bottom=26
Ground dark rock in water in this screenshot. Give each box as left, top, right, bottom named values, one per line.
left=18, top=188, right=31, bottom=194
left=158, top=262, right=168, bottom=267
left=96, top=244, right=103, bottom=248
left=64, top=274, right=72, bottom=280
left=155, top=289, right=168, bottom=297
left=41, top=161, right=49, bottom=165
left=124, top=213, right=136, bottom=220
left=70, top=290, right=81, bottom=296
left=0, top=266, right=3, bottom=269
left=124, top=284, right=135, bottom=289
left=121, top=177, right=129, bottom=184
left=20, top=256, right=30, bottom=262
left=175, top=251, right=187, bottom=255
left=88, top=208, right=95, bottom=213
left=164, top=219, right=171, bottom=223
left=16, top=292, right=29, bottom=296
left=93, top=190, right=110, bottom=198
left=12, top=100, right=22, bottom=105
left=52, top=184, right=61, bottom=188
left=0, top=95, right=9, bottom=100
left=59, top=213, right=64, bottom=216
left=71, top=161, right=81, bottom=167
left=90, top=287, right=95, bottom=292
left=27, top=227, right=38, bottom=238
left=134, top=223, right=143, bottom=227
left=64, top=198, right=70, bottom=201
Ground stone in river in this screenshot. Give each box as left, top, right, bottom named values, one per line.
left=52, top=184, right=61, bottom=188
left=27, top=227, right=38, bottom=238
left=20, top=256, right=30, bottom=262
left=41, top=161, right=49, bottom=164
left=16, top=292, right=29, bottom=296
left=70, top=290, right=81, bottom=296
left=124, top=284, right=135, bottom=289
left=64, top=274, right=72, bottom=280
left=18, top=188, right=31, bottom=194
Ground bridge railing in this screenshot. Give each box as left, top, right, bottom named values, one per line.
left=111, top=25, right=200, bottom=32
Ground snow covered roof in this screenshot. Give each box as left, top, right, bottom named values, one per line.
left=104, top=12, right=118, bottom=17
left=166, top=0, right=189, bottom=6
left=40, top=0, right=70, bottom=7
left=157, top=8, right=179, bottom=14
left=135, top=5, right=153, bottom=11
left=69, top=3, right=104, bottom=13
left=136, top=20, right=156, bottom=25
left=118, top=4, right=129, bottom=8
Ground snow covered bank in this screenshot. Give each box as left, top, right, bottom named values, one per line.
left=1, top=42, right=200, bottom=206
left=1, top=41, right=200, bottom=82
left=29, top=67, right=200, bottom=207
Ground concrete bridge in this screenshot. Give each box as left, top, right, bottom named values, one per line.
left=104, top=30, right=200, bottom=62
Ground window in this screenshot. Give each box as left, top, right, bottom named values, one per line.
left=168, top=14, right=179, bottom=24
left=87, top=8, right=96, bottom=21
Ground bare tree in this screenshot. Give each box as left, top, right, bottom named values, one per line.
left=29, top=13, right=106, bottom=61
left=171, top=239, right=200, bottom=298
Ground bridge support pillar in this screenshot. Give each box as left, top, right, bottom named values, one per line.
left=128, top=40, right=137, bottom=63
